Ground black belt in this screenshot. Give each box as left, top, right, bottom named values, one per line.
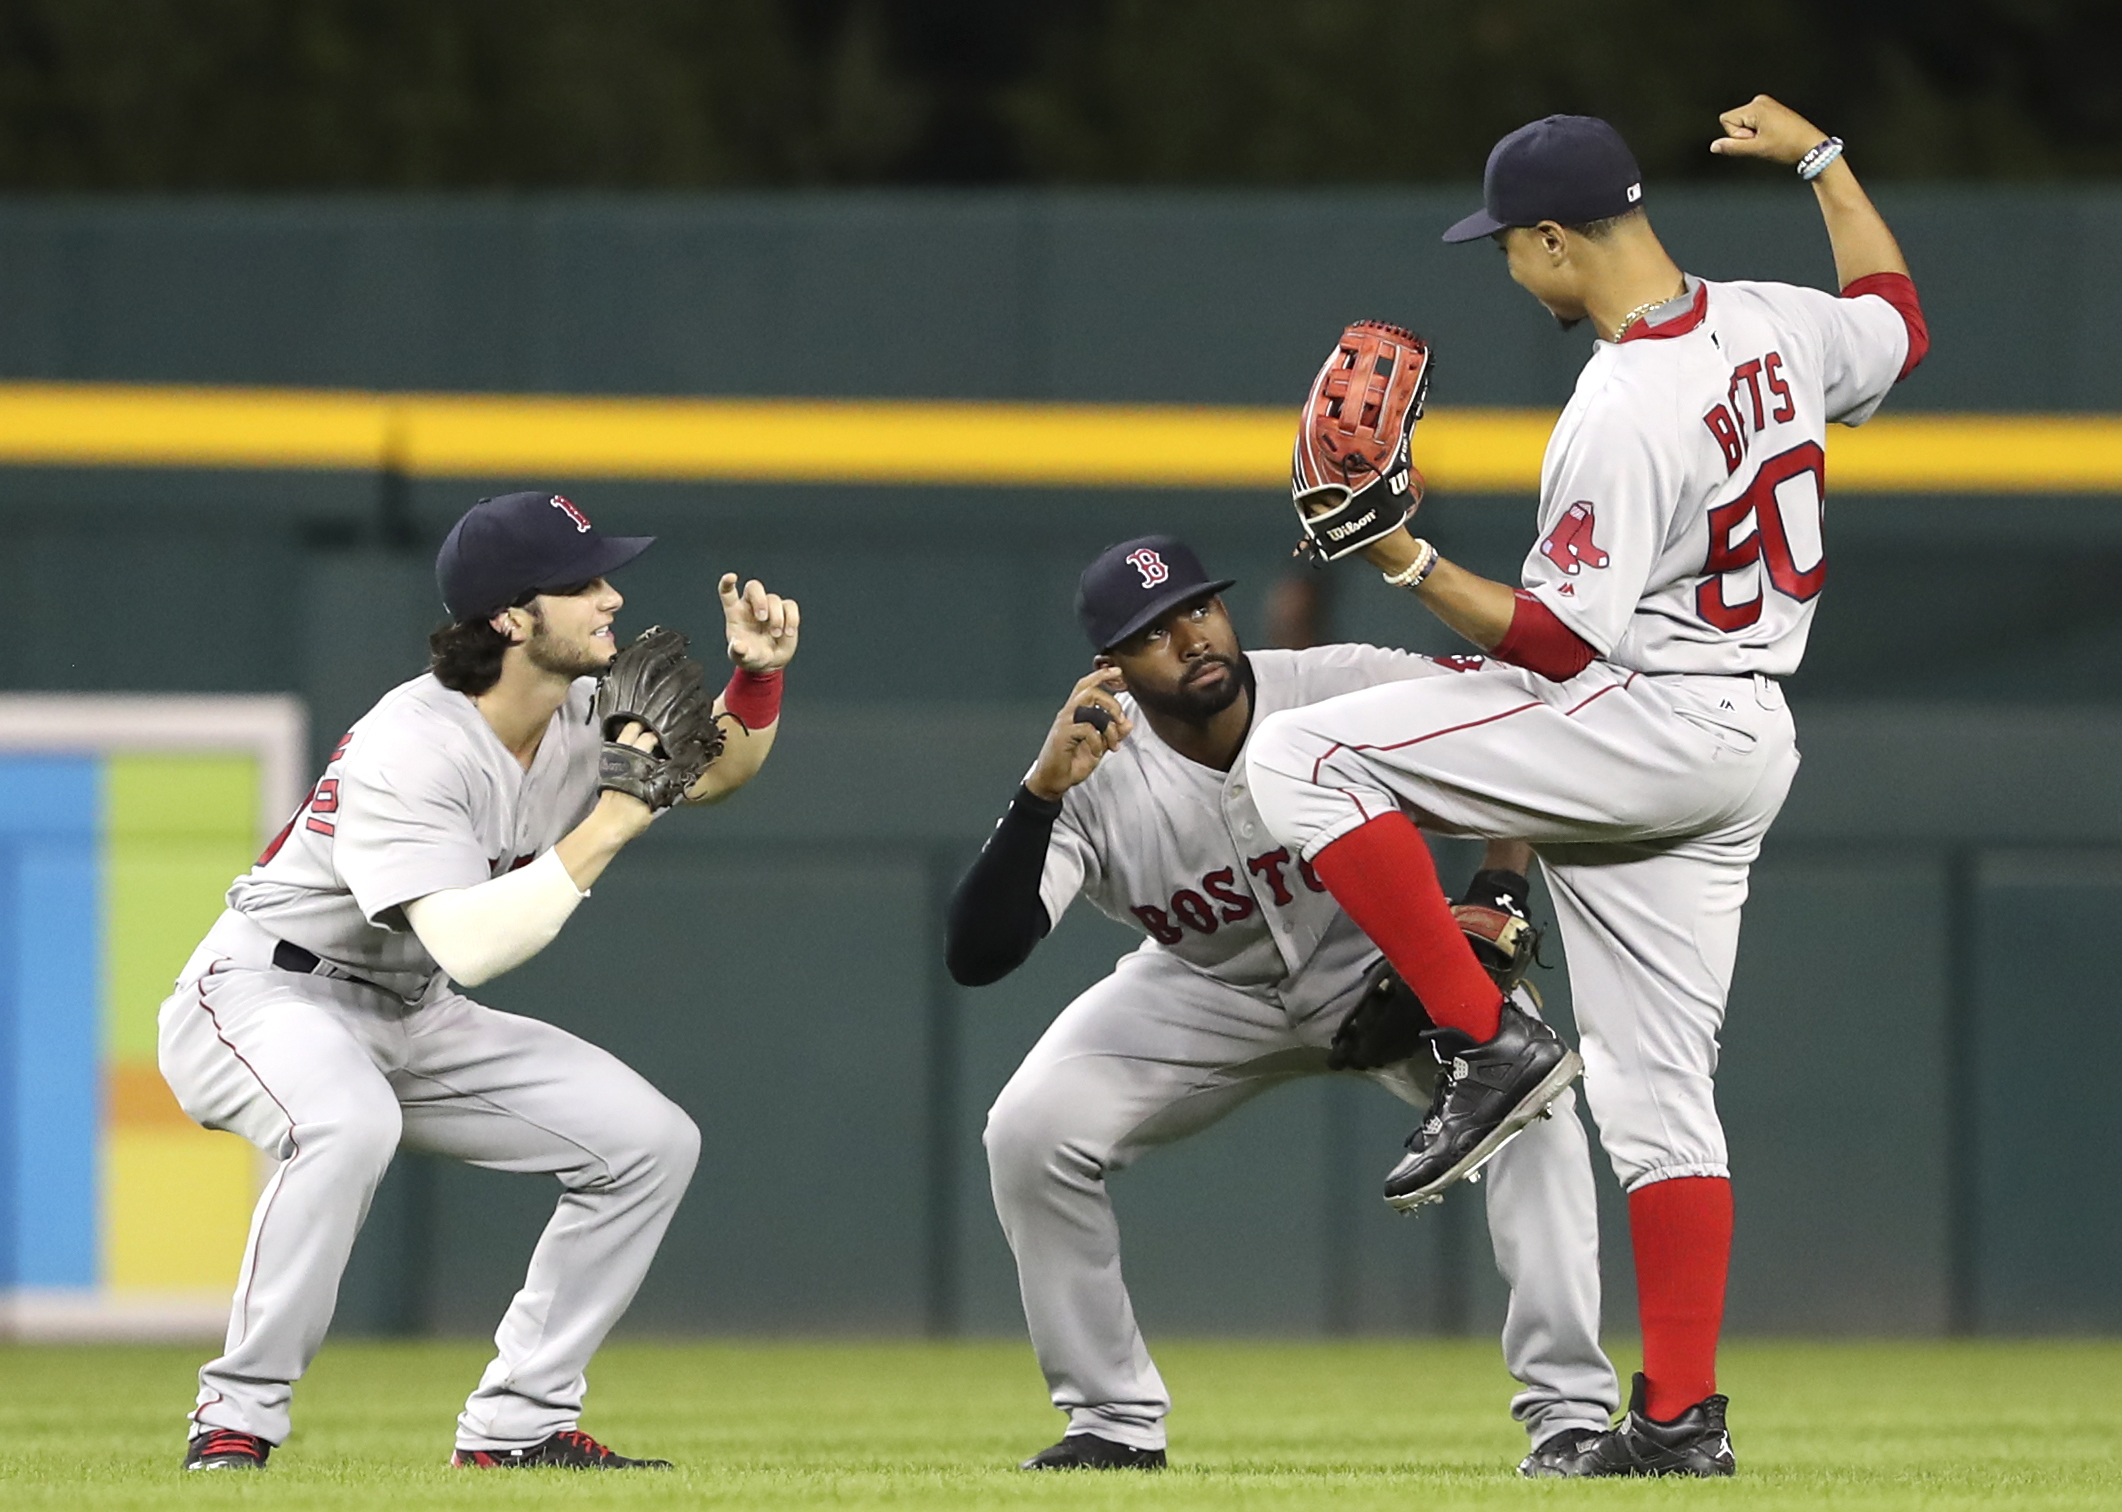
left=271, top=939, right=325, bottom=973
left=271, top=939, right=384, bottom=992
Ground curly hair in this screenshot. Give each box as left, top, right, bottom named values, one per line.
left=428, top=617, right=514, bottom=694
left=428, top=580, right=600, bottom=693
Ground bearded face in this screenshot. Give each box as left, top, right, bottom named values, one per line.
left=1107, top=597, right=1248, bottom=728
left=517, top=581, right=621, bottom=679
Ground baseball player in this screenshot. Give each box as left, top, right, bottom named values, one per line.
left=1244, top=98, right=1928, bottom=1476
left=950, top=535, right=1618, bottom=1476
left=156, top=490, right=798, bottom=1471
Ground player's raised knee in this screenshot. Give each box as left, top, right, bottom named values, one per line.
left=1240, top=707, right=1329, bottom=844
left=1240, top=706, right=1324, bottom=803
left=1243, top=705, right=1306, bottom=774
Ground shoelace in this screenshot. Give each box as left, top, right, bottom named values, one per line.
left=198, top=1430, right=264, bottom=1459
left=1406, top=1027, right=1472, bottom=1148
left=551, top=1430, right=615, bottom=1462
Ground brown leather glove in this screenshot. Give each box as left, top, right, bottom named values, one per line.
left=1290, top=320, right=1431, bottom=562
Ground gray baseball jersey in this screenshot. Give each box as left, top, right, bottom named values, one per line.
left=1246, top=271, right=1908, bottom=1193
left=162, top=667, right=693, bottom=1453
left=1521, top=275, right=1907, bottom=676
left=1039, top=644, right=1454, bottom=1016
left=225, top=672, right=601, bottom=996
left=991, top=644, right=1618, bottom=1450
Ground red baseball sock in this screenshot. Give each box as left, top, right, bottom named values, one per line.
left=1629, top=1176, right=1733, bottom=1421
left=1309, top=813, right=1502, bottom=1040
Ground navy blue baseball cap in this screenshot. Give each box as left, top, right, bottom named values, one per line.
left=1076, top=535, right=1235, bottom=652
left=435, top=491, right=655, bottom=620
left=1442, top=115, right=1644, bottom=243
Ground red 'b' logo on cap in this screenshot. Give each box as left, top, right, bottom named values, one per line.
left=1125, top=548, right=1169, bottom=588
left=550, top=495, right=592, bottom=533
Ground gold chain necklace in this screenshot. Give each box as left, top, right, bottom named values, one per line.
left=1612, top=280, right=1691, bottom=341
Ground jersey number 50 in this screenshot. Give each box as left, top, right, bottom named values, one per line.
left=1696, top=441, right=1826, bottom=631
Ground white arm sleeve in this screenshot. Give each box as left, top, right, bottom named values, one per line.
left=402, top=849, right=586, bottom=988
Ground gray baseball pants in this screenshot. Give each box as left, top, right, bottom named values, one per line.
left=157, top=912, right=699, bottom=1451
left=984, top=946, right=1617, bottom=1452
left=1245, top=662, right=1800, bottom=1190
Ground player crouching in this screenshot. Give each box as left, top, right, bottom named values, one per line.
left=950, top=536, right=1617, bottom=1475
left=157, top=490, right=797, bottom=1470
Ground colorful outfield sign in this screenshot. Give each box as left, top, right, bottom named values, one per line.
left=0, top=697, right=303, bottom=1338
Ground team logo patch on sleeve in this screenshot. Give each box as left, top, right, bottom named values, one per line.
left=1538, top=502, right=1610, bottom=575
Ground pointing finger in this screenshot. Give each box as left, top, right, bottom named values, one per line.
left=718, top=572, right=741, bottom=606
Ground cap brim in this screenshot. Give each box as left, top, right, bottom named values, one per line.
left=535, top=533, right=654, bottom=591
left=1441, top=207, right=1510, bottom=244
left=1099, top=578, right=1237, bottom=652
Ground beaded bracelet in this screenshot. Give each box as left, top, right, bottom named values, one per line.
left=1797, top=136, right=1844, bottom=182
left=1382, top=539, right=1440, bottom=591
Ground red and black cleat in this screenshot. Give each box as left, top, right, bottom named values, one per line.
left=184, top=1428, right=271, bottom=1471
left=451, top=1429, right=672, bottom=1470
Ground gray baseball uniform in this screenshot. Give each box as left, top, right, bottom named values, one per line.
left=158, top=672, right=699, bottom=1451
left=983, top=645, right=1617, bottom=1452
left=1246, top=276, right=1905, bottom=1192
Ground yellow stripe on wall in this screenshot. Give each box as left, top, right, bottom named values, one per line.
left=0, top=381, right=2116, bottom=493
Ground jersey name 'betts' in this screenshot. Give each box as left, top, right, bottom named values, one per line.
left=1524, top=275, right=1909, bottom=674
left=227, top=675, right=600, bottom=998
left=1040, top=644, right=1451, bottom=1016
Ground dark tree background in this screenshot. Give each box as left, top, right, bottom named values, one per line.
left=0, top=0, right=2111, bottom=189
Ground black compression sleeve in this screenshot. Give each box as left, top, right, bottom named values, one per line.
left=945, top=785, right=1063, bottom=986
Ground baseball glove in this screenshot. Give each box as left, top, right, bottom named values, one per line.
left=1327, top=956, right=1437, bottom=1073
left=593, top=626, right=728, bottom=810
left=1326, top=870, right=1543, bottom=1073
left=1454, top=867, right=1543, bottom=996
left=1291, top=320, right=1432, bottom=563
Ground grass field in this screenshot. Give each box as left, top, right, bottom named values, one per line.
left=3, top=1338, right=2117, bottom=1509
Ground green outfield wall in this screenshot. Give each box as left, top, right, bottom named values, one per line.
left=0, top=189, right=2114, bottom=1342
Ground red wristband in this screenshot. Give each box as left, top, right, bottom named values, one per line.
left=722, top=667, right=784, bottom=731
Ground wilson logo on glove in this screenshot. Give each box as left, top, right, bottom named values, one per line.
left=1291, top=321, right=1432, bottom=563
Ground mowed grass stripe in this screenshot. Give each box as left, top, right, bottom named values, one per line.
left=2, top=1338, right=2117, bottom=1509
left=0, top=381, right=2115, bottom=492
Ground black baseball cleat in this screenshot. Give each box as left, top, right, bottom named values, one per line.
left=451, top=1429, right=672, bottom=1469
left=1383, top=999, right=1581, bottom=1212
left=184, top=1428, right=271, bottom=1470
left=1518, top=1425, right=1612, bottom=1478
left=1537, top=1374, right=1736, bottom=1477
left=1018, top=1432, right=1167, bottom=1470
left=1605, top=1373, right=1736, bottom=1476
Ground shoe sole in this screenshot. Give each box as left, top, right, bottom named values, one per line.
left=1385, top=1048, right=1582, bottom=1213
